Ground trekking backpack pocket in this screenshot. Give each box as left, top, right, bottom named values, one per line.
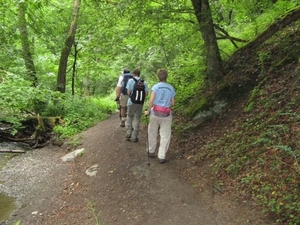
left=153, top=105, right=170, bottom=117
left=130, top=78, right=145, bottom=104
left=121, top=73, right=133, bottom=95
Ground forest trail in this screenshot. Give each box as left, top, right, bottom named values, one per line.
left=3, top=113, right=272, bottom=225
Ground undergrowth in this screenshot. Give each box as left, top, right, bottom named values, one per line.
left=194, top=64, right=300, bottom=224
left=51, top=95, right=116, bottom=138
left=0, top=70, right=117, bottom=139
left=178, top=26, right=300, bottom=224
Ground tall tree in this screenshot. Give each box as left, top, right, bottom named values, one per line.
left=191, top=0, right=224, bottom=86
left=56, top=0, right=80, bottom=93
left=18, top=1, right=38, bottom=87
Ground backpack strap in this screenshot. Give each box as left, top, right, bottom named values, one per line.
left=132, top=77, right=144, bottom=83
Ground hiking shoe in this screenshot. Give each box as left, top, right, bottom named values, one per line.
left=126, top=134, right=131, bottom=141
left=120, top=121, right=125, bottom=127
left=132, top=138, right=139, bottom=142
left=159, top=158, right=166, bottom=164
left=148, top=152, right=155, bottom=158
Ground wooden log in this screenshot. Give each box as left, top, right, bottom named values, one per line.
left=0, top=149, right=26, bottom=153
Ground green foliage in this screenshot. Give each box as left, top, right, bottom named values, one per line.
left=0, top=69, right=116, bottom=138
left=244, top=101, right=254, bottom=112
left=67, top=134, right=83, bottom=150
left=52, top=95, right=116, bottom=138
left=86, top=200, right=102, bottom=225
left=168, top=56, right=206, bottom=115
left=245, top=87, right=260, bottom=112
left=1, top=0, right=300, bottom=223
left=13, top=220, right=21, bottom=225
left=0, top=71, right=35, bottom=132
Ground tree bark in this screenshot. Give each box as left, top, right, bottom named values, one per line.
left=18, top=1, right=38, bottom=87
left=56, top=0, right=81, bottom=93
left=191, top=0, right=224, bottom=86
left=71, top=42, right=80, bottom=96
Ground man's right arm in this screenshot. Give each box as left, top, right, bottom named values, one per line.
left=116, top=76, right=123, bottom=97
left=116, top=86, right=121, bottom=97
left=145, top=91, right=155, bottom=116
left=115, top=76, right=123, bottom=101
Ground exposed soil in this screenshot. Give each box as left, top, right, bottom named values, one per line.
left=1, top=112, right=275, bottom=225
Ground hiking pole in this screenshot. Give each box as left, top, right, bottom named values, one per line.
left=145, top=115, right=150, bottom=167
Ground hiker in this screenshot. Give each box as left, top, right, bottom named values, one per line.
left=144, top=69, right=175, bottom=163
left=125, top=68, right=148, bottom=142
left=115, top=68, right=132, bottom=127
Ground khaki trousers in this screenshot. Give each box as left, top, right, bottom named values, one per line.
left=119, top=93, right=129, bottom=107
left=148, top=115, right=172, bottom=160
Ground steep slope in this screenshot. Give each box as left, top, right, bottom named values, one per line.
left=171, top=25, right=300, bottom=224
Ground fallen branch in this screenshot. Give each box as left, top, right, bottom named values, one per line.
left=212, top=184, right=224, bottom=194
left=0, top=149, right=26, bottom=153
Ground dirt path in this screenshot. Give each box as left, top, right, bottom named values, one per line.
left=2, top=113, right=272, bottom=225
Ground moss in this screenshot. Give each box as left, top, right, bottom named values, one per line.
left=184, top=96, right=209, bottom=117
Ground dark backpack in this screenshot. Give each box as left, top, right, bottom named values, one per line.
left=121, top=73, right=133, bottom=95
left=130, top=78, right=146, bottom=104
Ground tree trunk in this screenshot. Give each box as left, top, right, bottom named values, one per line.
left=83, top=71, right=90, bottom=96
left=188, top=7, right=300, bottom=120
left=18, top=1, right=38, bottom=87
left=56, top=0, right=81, bottom=93
left=191, top=0, right=224, bottom=86
left=71, top=42, right=80, bottom=96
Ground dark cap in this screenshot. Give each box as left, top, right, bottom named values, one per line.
left=123, top=68, right=130, bottom=73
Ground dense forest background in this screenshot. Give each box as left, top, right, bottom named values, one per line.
left=0, top=0, right=300, bottom=223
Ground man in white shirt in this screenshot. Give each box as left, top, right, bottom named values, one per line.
left=115, top=68, right=132, bottom=127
